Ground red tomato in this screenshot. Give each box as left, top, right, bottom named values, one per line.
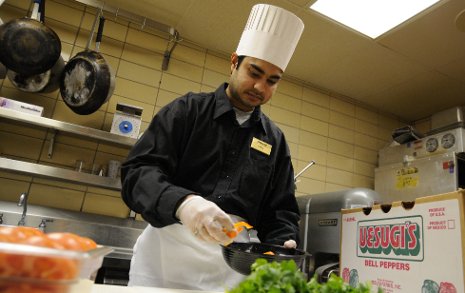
left=1, top=234, right=79, bottom=281
left=21, top=235, right=64, bottom=250
left=16, top=226, right=44, bottom=238
left=78, top=236, right=97, bottom=251
left=0, top=226, right=23, bottom=243
left=46, top=232, right=87, bottom=251
left=0, top=226, right=96, bottom=289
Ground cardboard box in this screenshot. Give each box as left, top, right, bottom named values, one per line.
left=0, top=97, right=44, bottom=117
left=340, top=190, right=464, bottom=293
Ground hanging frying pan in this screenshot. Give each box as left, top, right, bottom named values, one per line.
left=0, top=0, right=61, bottom=75
left=7, top=54, right=64, bottom=92
left=6, top=0, right=64, bottom=92
left=60, top=13, right=115, bottom=115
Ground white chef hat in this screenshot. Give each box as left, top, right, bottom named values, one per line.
left=236, top=4, right=304, bottom=71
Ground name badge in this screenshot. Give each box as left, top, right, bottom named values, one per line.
left=251, top=137, right=272, bottom=156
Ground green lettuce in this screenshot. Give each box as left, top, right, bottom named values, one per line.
left=227, top=259, right=382, bottom=293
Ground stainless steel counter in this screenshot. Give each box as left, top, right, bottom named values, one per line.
left=71, top=280, right=222, bottom=293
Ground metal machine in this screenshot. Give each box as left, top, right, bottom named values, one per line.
left=296, top=188, right=380, bottom=281
left=375, top=113, right=465, bottom=202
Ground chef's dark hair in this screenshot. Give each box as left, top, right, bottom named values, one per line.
left=236, top=55, right=246, bottom=69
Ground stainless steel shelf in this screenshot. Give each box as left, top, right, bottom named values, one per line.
left=0, top=107, right=136, bottom=147
left=0, top=157, right=121, bottom=191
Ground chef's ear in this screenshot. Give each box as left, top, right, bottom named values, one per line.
left=230, top=52, right=239, bottom=73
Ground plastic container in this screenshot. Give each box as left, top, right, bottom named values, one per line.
left=0, top=242, right=112, bottom=293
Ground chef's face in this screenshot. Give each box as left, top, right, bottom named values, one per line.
left=226, top=53, right=282, bottom=112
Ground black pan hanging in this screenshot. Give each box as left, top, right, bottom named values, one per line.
left=0, top=0, right=61, bottom=75
left=59, top=13, right=115, bottom=115
left=6, top=0, right=64, bottom=93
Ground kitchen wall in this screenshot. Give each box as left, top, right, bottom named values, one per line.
left=0, top=0, right=404, bottom=219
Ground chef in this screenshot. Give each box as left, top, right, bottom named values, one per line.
left=121, top=3, right=304, bottom=291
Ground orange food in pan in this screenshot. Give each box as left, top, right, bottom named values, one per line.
left=224, top=221, right=253, bottom=238
left=263, top=251, right=275, bottom=255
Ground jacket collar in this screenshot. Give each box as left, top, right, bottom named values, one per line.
left=213, top=83, right=267, bottom=134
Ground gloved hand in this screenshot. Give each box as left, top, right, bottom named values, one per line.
left=176, top=195, right=235, bottom=245
left=283, top=239, right=297, bottom=249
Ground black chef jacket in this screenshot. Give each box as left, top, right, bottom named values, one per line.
left=121, top=83, right=300, bottom=245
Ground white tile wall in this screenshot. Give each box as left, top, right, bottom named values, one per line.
left=0, top=0, right=403, bottom=219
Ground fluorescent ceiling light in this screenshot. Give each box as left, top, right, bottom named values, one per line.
left=310, top=0, right=442, bottom=38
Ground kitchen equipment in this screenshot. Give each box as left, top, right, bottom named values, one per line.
left=376, top=127, right=465, bottom=202
left=110, top=103, right=143, bottom=139
left=6, top=0, right=65, bottom=93
left=392, top=125, right=424, bottom=144
left=0, top=0, right=61, bottom=75
left=375, top=151, right=465, bottom=202
left=75, top=159, right=85, bottom=172
left=107, top=160, right=121, bottom=179
left=378, top=127, right=465, bottom=166
left=60, top=13, right=115, bottom=115
left=430, top=106, right=464, bottom=134
left=296, top=188, right=380, bottom=281
left=7, top=56, right=64, bottom=93
left=221, top=242, right=307, bottom=275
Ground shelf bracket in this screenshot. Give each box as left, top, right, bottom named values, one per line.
left=48, top=130, right=57, bottom=159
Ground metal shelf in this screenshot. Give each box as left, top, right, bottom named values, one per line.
left=0, top=108, right=133, bottom=190
left=0, top=107, right=137, bottom=147
left=0, top=157, right=121, bottom=191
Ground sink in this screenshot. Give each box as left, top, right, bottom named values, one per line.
left=0, top=200, right=147, bottom=259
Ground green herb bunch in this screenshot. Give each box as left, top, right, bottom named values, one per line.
left=227, top=259, right=381, bottom=293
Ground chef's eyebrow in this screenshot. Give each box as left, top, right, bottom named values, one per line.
left=250, top=63, right=282, bottom=81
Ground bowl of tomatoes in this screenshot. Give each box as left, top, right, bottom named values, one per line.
left=0, top=226, right=112, bottom=293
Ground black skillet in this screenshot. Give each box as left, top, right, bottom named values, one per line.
left=6, top=0, right=64, bottom=93
left=0, top=0, right=61, bottom=75
left=59, top=13, right=115, bottom=115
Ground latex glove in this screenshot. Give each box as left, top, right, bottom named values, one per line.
left=176, top=195, right=235, bottom=245
left=283, top=239, right=297, bottom=249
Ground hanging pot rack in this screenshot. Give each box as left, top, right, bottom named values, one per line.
left=73, top=0, right=181, bottom=70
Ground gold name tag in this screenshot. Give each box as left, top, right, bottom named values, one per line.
left=251, top=137, right=272, bottom=156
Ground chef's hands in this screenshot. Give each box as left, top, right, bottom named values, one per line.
left=283, top=239, right=297, bottom=249
left=176, top=195, right=297, bottom=248
left=176, top=195, right=235, bottom=245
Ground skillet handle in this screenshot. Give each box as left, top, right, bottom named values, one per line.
left=95, top=16, right=105, bottom=51
left=39, top=0, right=45, bottom=23
left=30, top=0, right=41, bottom=21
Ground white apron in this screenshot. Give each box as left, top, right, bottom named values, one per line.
left=128, top=215, right=247, bottom=291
